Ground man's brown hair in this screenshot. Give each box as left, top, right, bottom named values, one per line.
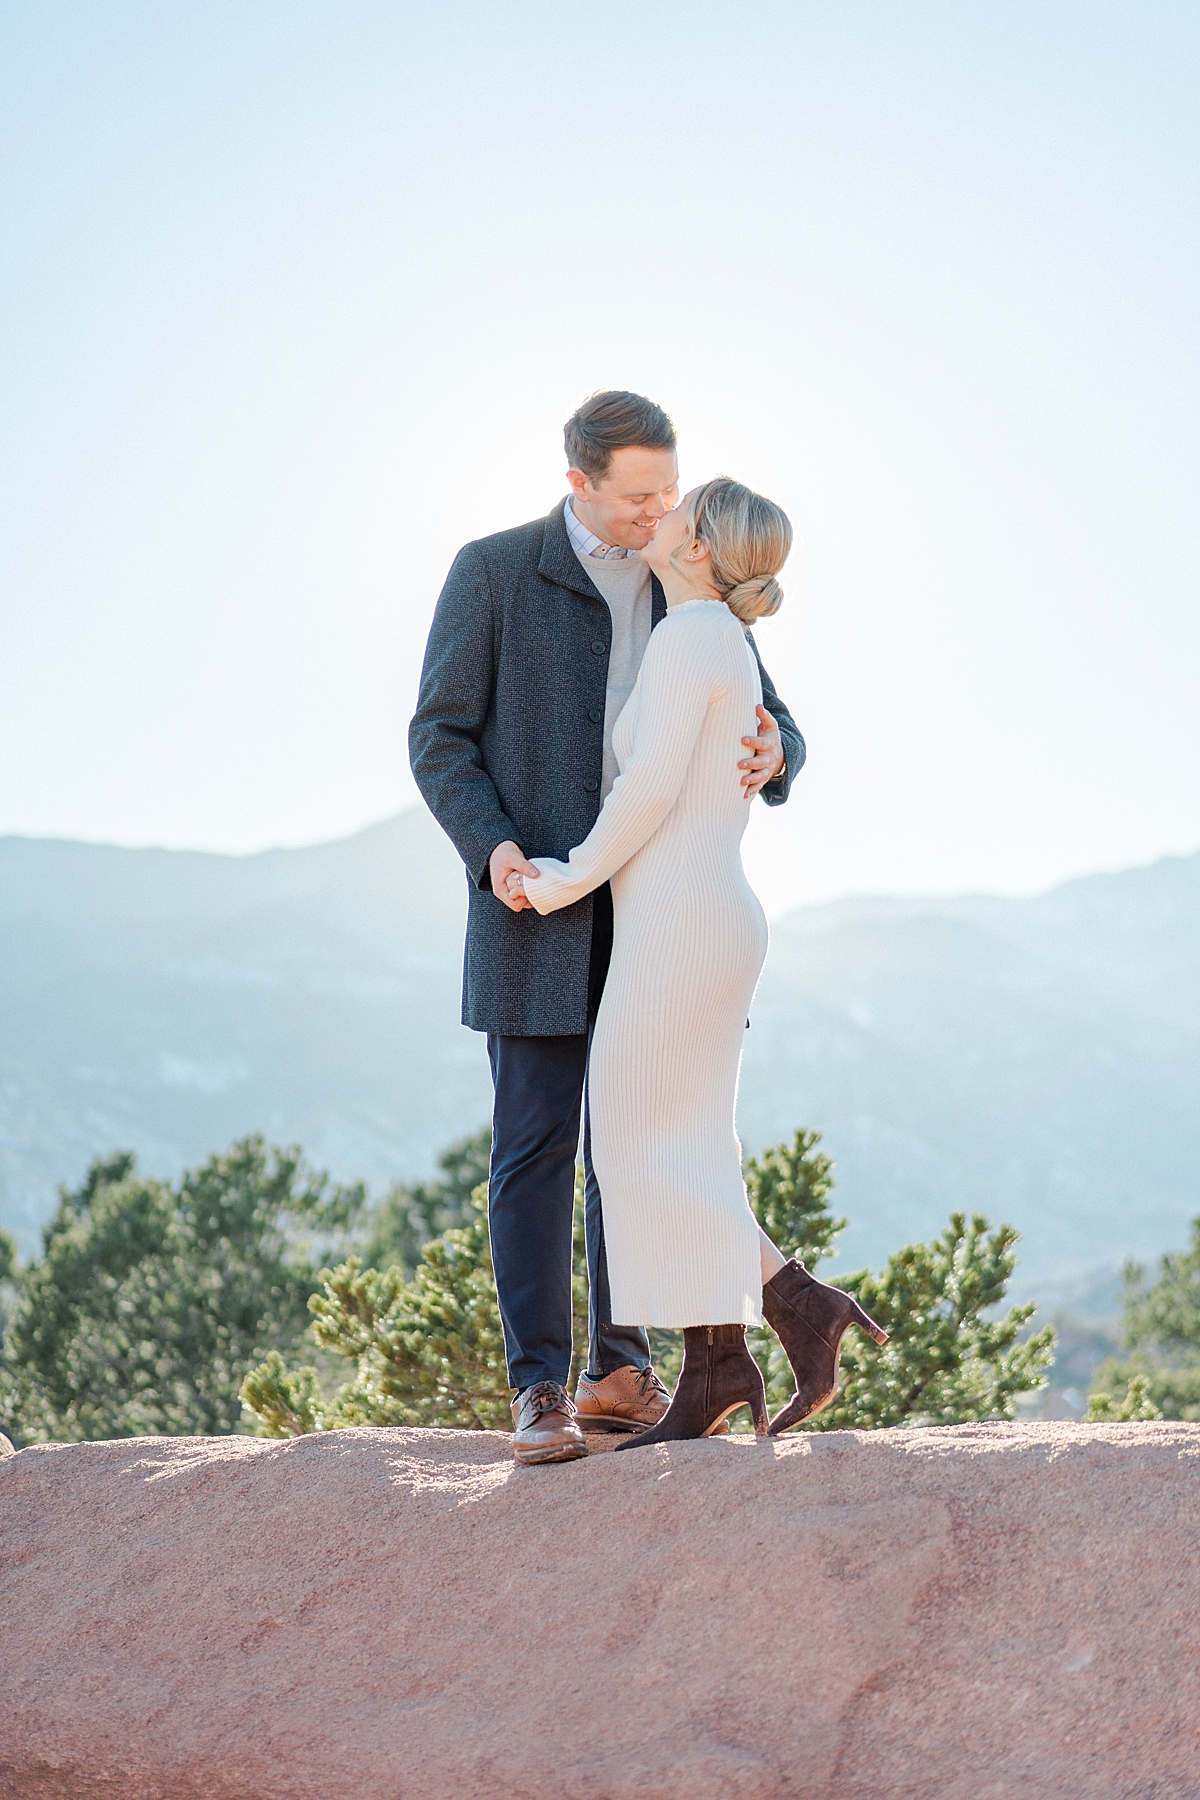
left=563, top=390, right=677, bottom=482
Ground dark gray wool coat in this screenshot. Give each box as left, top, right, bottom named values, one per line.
left=409, top=501, right=806, bottom=1037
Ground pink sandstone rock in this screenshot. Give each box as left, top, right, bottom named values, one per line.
left=2, top=1421, right=1199, bottom=1799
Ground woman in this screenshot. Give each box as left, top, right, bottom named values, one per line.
left=508, top=478, right=886, bottom=1447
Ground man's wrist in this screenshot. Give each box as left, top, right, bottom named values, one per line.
left=486, top=838, right=518, bottom=890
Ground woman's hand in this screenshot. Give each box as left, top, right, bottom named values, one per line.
left=739, top=705, right=785, bottom=798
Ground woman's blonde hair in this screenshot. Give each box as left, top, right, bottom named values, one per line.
left=670, top=477, right=792, bottom=623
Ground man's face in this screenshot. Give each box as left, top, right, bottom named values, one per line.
left=567, top=445, right=680, bottom=552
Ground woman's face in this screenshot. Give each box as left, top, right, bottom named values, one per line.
left=641, top=489, right=699, bottom=575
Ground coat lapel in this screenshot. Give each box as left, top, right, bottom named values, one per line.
left=538, top=500, right=668, bottom=625
left=537, top=501, right=606, bottom=603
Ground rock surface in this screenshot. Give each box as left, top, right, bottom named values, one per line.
left=3, top=1422, right=1199, bottom=1799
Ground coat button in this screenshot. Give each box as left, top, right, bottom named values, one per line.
left=588, top=707, right=601, bottom=722
left=583, top=778, right=599, bottom=792
left=591, top=640, right=606, bottom=655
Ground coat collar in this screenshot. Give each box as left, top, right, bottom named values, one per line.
left=538, top=500, right=667, bottom=624
left=538, top=499, right=604, bottom=601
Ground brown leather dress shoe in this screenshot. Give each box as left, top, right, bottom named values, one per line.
left=511, top=1381, right=588, bottom=1465
left=573, top=1364, right=672, bottom=1433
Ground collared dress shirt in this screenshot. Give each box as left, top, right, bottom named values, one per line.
left=563, top=495, right=640, bottom=561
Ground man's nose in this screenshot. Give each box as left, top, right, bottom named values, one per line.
left=643, top=493, right=670, bottom=520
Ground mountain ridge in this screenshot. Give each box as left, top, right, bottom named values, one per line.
left=2, top=811, right=1196, bottom=1288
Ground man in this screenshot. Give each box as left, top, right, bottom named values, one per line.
left=409, top=391, right=804, bottom=1464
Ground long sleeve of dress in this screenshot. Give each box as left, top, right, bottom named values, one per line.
left=525, top=607, right=731, bottom=916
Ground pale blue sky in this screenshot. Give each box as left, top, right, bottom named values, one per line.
left=1, top=1, right=1197, bottom=910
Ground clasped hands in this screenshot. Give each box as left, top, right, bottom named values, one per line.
left=489, top=705, right=785, bottom=915
left=491, top=843, right=538, bottom=913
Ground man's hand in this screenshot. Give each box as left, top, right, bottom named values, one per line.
left=490, top=840, right=539, bottom=913
left=739, top=704, right=785, bottom=798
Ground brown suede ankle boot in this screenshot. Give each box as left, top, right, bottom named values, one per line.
left=761, top=1259, right=889, bottom=1435
left=614, top=1325, right=768, bottom=1451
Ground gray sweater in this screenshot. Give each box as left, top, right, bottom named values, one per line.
left=574, top=549, right=654, bottom=799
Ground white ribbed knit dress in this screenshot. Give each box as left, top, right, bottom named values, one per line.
left=526, top=597, right=769, bottom=1328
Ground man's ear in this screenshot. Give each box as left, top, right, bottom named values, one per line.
left=566, top=467, right=591, bottom=502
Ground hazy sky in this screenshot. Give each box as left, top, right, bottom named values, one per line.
left=2, top=1, right=1197, bottom=911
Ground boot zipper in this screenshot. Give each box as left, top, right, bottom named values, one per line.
left=705, top=1327, right=714, bottom=1417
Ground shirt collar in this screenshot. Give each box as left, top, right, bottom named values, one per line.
left=563, top=496, right=637, bottom=560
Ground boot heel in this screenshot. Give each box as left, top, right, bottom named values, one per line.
left=850, top=1298, right=889, bottom=1346
left=749, top=1384, right=770, bottom=1437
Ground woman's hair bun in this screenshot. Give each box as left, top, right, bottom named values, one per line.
left=724, top=573, right=783, bottom=623
left=670, top=477, right=791, bottom=624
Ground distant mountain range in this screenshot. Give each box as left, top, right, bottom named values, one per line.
left=2, top=812, right=1197, bottom=1293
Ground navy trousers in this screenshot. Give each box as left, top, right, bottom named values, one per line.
left=486, top=882, right=652, bottom=1391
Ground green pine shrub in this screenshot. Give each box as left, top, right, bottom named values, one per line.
left=244, top=1187, right=512, bottom=1433
left=1087, top=1219, right=1200, bottom=1421
left=0, top=1140, right=364, bottom=1445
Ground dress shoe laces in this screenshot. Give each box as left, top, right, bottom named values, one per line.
left=524, top=1381, right=574, bottom=1419
left=634, top=1367, right=670, bottom=1402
